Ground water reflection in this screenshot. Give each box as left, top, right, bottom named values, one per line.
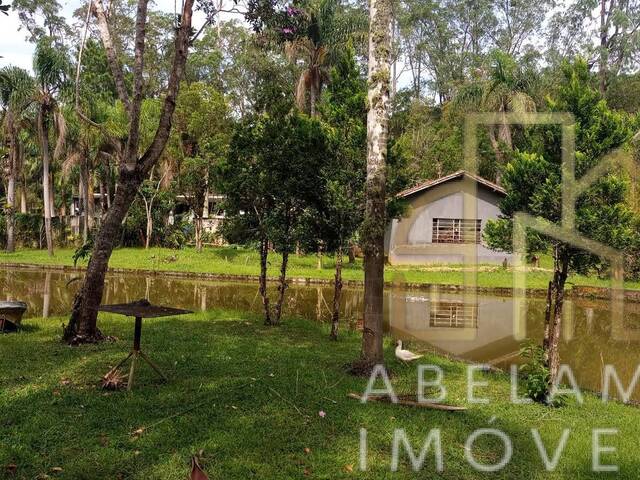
left=2, top=268, right=639, bottom=399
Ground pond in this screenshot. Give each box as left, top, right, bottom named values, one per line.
left=2, top=267, right=640, bottom=400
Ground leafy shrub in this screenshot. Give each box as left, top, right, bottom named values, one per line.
left=15, top=213, right=43, bottom=248
left=519, top=342, right=553, bottom=404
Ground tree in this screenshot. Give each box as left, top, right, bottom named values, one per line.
left=358, top=0, right=392, bottom=369
left=453, top=50, right=537, bottom=183
left=218, top=112, right=328, bottom=325
left=62, top=0, right=195, bottom=343
left=316, top=46, right=366, bottom=339
left=0, top=66, right=34, bottom=252
left=12, top=0, right=70, bottom=41
left=547, top=0, right=640, bottom=95
left=172, top=81, right=230, bottom=251
left=285, top=0, right=365, bottom=116
left=397, top=0, right=495, bottom=103
left=390, top=100, right=463, bottom=181
left=485, top=59, right=639, bottom=392
left=33, top=36, right=69, bottom=256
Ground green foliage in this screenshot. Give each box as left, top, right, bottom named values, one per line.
left=519, top=342, right=554, bottom=404
left=0, top=66, right=34, bottom=109
left=121, top=188, right=177, bottom=248
left=218, top=111, right=329, bottom=253
left=485, top=59, right=639, bottom=278
left=390, top=102, right=464, bottom=182
left=309, top=45, right=366, bottom=252
left=33, top=36, right=69, bottom=91
left=14, top=213, right=43, bottom=248
left=72, top=236, right=93, bottom=266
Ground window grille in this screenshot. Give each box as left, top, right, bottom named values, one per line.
left=432, top=218, right=481, bottom=244
left=430, top=302, right=478, bottom=328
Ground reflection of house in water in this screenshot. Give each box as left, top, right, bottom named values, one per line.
left=387, top=289, right=519, bottom=363
left=430, top=301, right=478, bottom=328
left=387, top=288, right=640, bottom=368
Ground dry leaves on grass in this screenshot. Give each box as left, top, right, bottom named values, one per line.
left=190, top=453, right=209, bottom=480
left=102, top=370, right=128, bottom=390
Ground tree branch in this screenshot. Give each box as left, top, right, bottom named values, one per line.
left=92, top=0, right=131, bottom=111
left=140, top=0, right=195, bottom=173
left=123, top=0, right=150, bottom=169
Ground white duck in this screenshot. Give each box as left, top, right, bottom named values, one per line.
left=395, top=340, right=423, bottom=362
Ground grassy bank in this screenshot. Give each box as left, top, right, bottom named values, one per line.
left=1, top=310, right=639, bottom=479
left=2, top=246, right=639, bottom=291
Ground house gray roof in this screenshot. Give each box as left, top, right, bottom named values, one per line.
left=396, top=170, right=506, bottom=198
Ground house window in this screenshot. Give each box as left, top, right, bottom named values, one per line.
left=430, top=302, right=478, bottom=328
left=432, top=218, right=482, bottom=244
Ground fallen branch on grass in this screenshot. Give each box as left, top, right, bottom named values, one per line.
left=347, top=393, right=467, bottom=411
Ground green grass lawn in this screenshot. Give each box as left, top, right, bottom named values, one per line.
left=2, top=246, right=639, bottom=291
left=1, top=310, right=639, bottom=479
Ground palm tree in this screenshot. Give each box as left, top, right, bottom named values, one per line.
left=33, top=37, right=69, bottom=256
left=0, top=66, right=34, bottom=252
left=61, top=111, right=100, bottom=242
left=286, top=0, right=365, bottom=116
left=453, top=50, right=536, bottom=183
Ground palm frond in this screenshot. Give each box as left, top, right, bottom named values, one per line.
left=33, top=37, right=69, bottom=90
left=0, top=66, right=35, bottom=110
left=509, top=92, right=536, bottom=114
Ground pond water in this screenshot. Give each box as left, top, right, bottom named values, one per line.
left=2, top=268, right=640, bottom=400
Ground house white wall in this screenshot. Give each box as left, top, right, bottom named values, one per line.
left=387, top=175, right=512, bottom=265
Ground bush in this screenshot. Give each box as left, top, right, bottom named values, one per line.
left=15, top=213, right=43, bottom=248
left=518, top=342, right=565, bottom=406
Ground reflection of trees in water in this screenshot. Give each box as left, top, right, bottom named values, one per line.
left=8, top=269, right=638, bottom=397
left=523, top=298, right=640, bottom=400
left=42, top=272, right=51, bottom=318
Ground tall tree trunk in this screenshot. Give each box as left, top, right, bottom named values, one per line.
left=64, top=171, right=140, bottom=342
left=38, top=105, right=54, bottom=257
left=100, top=180, right=107, bottom=211
left=5, top=124, right=17, bottom=253
left=599, top=0, right=608, bottom=95
left=106, top=176, right=111, bottom=209
left=80, top=163, right=90, bottom=242
left=87, top=174, right=95, bottom=229
left=20, top=171, right=28, bottom=214
left=542, top=279, right=555, bottom=354
left=259, top=236, right=271, bottom=325
left=272, top=249, right=289, bottom=325
left=63, top=0, right=194, bottom=343
left=195, top=217, right=203, bottom=252
left=545, top=257, right=569, bottom=385
left=360, top=0, right=391, bottom=367
left=310, top=85, right=317, bottom=117
left=330, top=245, right=343, bottom=340
left=144, top=203, right=152, bottom=249
left=92, top=0, right=131, bottom=111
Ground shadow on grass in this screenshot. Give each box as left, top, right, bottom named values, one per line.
left=1, top=311, right=638, bottom=479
